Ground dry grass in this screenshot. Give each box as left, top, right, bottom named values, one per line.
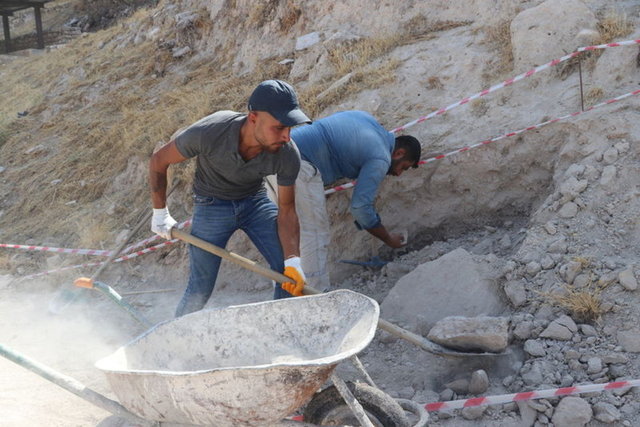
left=403, top=15, right=472, bottom=43
left=0, top=253, right=10, bottom=271
left=77, top=219, right=112, bottom=249
left=597, top=9, right=634, bottom=44
left=572, top=256, right=592, bottom=269
left=470, top=98, right=489, bottom=117
left=482, top=21, right=514, bottom=82
left=426, top=76, right=444, bottom=90
left=327, top=35, right=404, bottom=76
left=279, top=1, right=301, bottom=33
left=301, top=60, right=400, bottom=118
left=247, top=0, right=279, bottom=29
left=544, top=284, right=604, bottom=324
left=561, top=9, right=636, bottom=78
left=542, top=273, right=613, bottom=324
left=585, top=87, right=605, bottom=107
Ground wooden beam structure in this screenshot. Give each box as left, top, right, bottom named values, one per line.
left=0, top=0, right=53, bottom=53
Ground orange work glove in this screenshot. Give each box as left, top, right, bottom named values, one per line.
left=282, top=256, right=306, bottom=296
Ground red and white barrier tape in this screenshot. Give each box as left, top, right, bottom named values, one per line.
left=17, top=220, right=193, bottom=280
left=391, top=38, right=640, bottom=134
left=0, top=243, right=112, bottom=257
left=1, top=220, right=191, bottom=261
left=325, top=87, right=640, bottom=195
left=121, top=234, right=160, bottom=255
left=419, top=87, right=640, bottom=165
left=321, top=38, right=640, bottom=195
left=20, top=239, right=181, bottom=280
left=324, top=181, right=356, bottom=196
left=120, top=219, right=192, bottom=254
left=425, top=378, right=640, bottom=412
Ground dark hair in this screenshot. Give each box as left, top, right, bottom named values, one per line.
left=394, top=135, right=421, bottom=168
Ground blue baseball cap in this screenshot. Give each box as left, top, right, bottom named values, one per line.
left=248, top=80, right=311, bottom=127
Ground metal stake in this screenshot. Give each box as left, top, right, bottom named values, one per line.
left=578, top=55, right=585, bottom=112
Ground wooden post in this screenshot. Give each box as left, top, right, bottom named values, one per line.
left=2, top=15, right=10, bottom=53
left=33, top=5, right=44, bottom=49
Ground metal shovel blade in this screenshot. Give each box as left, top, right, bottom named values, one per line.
left=339, top=256, right=388, bottom=268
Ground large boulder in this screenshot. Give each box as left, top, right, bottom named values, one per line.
left=510, top=0, right=598, bottom=72
left=380, top=248, right=507, bottom=331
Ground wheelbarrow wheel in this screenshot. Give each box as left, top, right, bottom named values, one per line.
left=303, top=381, right=411, bottom=427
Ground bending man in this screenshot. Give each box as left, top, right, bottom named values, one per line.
left=277, top=110, right=421, bottom=289
left=149, top=80, right=310, bottom=316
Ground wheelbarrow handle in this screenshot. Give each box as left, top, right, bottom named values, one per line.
left=170, top=229, right=502, bottom=358
left=0, top=344, right=152, bottom=425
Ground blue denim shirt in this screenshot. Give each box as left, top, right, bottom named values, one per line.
left=292, top=111, right=394, bottom=229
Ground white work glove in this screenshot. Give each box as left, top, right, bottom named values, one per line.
left=282, top=256, right=306, bottom=297
left=151, top=207, right=177, bottom=240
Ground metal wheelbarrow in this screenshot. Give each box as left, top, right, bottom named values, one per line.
left=95, top=289, right=425, bottom=426
left=1, top=289, right=428, bottom=426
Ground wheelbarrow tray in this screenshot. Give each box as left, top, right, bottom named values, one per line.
left=95, top=289, right=379, bottom=426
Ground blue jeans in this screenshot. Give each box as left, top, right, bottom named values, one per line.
left=175, top=190, right=291, bottom=317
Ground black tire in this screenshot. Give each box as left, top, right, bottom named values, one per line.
left=303, top=382, right=411, bottom=427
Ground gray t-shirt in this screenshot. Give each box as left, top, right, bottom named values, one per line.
left=175, top=111, right=301, bottom=200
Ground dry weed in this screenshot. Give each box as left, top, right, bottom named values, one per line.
left=542, top=278, right=610, bottom=324
left=562, top=10, right=635, bottom=77
left=404, top=15, right=472, bottom=42
left=427, top=76, right=444, bottom=90
left=77, top=218, right=112, bottom=249
left=546, top=287, right=602, bottom=323
left=301, top=60, right=399, bottom=118
left=247, top=0, right=279, bottom=29
left=279, top=1, right=301, bottom=33
left=0, top=253, right=10, bottom=272
left=572, top=256, right=592, bottom=269
left=470, top=98, right=489, bottom=117
left=328, top=35, right=403, bottom=76
left=482, top=21, right=514, bottom=81
left=585, top=87, right=604, bottom=107
left=597, top=9, right=634, bottom=44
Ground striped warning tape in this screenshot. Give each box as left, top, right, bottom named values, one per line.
left=322, top=38, right=640, bottom=195
left=325, top=87, right=640, bottom=195
left=0, top=243, right=112, bottom=257
left=425, top=378, right=640, bottom=412
left=17, top=220, right=192, bottom=280
left=391, top=38, right=640, bottom=134
left=20, top=239, right=181, bottom=280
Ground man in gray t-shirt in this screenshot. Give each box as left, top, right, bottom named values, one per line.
left=149, top=80, right=311, bottom=316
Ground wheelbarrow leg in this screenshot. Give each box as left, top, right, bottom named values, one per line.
left=349, top=355, right=377, bottom=388
left=329, top=372, right=375, bottom=427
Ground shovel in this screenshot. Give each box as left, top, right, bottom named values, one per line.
left=49, top=181, right=181, bottom=316
left=339, top=256, right=388, bottom=268
left=171, top=228, right=507, bottom=358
